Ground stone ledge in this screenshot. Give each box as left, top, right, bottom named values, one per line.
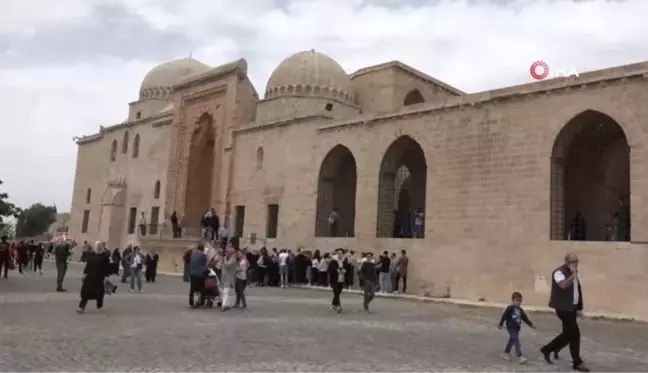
left=292, top=284, right=646, bottom=324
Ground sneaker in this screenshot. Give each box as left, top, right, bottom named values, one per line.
left=500, top=353, right=511, bottom=360
left=518, top=356, right=528, bottom=364
left=76, top=308, right=85, bottom=314
left=129, top=289, right=134, bottom=293
left=540, top=349, right=554, bottom=364
left=573, top=364, right=590, bottom=372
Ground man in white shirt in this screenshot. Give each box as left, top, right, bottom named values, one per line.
left=540, top=253, right=589, bottom=372
left=278, top=249, right=290, bottom=288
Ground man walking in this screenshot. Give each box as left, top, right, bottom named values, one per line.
left=54, top=239, right=72, bottom=292
left=540, top=253, right=590, bottom=372
left=359, top=252, right=377, bottom=312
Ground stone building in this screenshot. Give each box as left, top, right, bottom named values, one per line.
left=69, top=50, right=648, bottom=319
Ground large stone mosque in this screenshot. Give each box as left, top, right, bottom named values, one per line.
left=68, top=49, right=648, bottom=318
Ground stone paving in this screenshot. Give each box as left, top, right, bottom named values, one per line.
left=1, top=263, right=648, bottom=372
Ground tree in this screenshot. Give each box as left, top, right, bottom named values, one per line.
left=15, top=203, right=57, bottom=238
left=0, top=221, right=15, bottom=239
left=0, top=179, right=20, bottom=230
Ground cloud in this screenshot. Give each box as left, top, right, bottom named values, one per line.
left=1, top=0, right=647, bottom=211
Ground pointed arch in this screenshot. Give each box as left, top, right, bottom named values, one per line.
left=184, top=113, right=216, bottom=228
left=110, top=140, right=118, bottom=161
left=132, top=134, right=140, bottom=158
left=85, top=188, right=92, bottom=204
left=153, top=180, right=161, bottom=199
left=122, top=131, right=129, bottom=153
left=314, top=144, right=357, bottom=237
left=376, top=135, right=427, bottom=238
left=403, top=89, right=425, bottom=106
left=550, top=109, right=630, bottom=241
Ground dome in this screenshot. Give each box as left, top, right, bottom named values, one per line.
left=139, top=57, right=211, bottom=99
left=265, top=50, right=353, bottom=102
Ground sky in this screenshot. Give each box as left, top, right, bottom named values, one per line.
left=0, top=0, right=647, bottom=212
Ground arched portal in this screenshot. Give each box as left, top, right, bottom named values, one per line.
left=550, top=110, right=630, bottom=242
left=315, top=145, right=357, bottom=237
left=376, top=136, right=427, bottom=238
left=184, top=113, right=216, bottom=229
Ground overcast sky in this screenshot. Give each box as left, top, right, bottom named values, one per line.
left=1, top=0, right=647, bottom=211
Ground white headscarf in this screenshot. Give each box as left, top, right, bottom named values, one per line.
left=94, top=241, right=106, bottom=254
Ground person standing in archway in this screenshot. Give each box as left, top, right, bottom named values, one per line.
left=614, top=198, right=630, bottom=241
left=540, top=253, right=589, bottom=372
left=328, top=208, right=339, bottom=237
left=413, top=208, right=425, bottom=238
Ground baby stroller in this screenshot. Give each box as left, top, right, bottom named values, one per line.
left=202, top=269, right=222, bottom=308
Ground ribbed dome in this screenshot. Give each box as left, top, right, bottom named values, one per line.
left=265, top=50, right=353, bottom=102
left=139, top=57, right=210, bottom=99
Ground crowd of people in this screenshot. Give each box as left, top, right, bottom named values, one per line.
left=0, top=236, right=47, bottom=277
left=180, top=242, right=410, bottom=313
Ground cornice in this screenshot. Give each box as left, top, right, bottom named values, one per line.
left=318, top=62, right=648, bottom=133
left=234, top=114, right=333, bottom=135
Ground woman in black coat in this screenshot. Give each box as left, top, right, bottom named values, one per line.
left=77, top=242, right=110, bottom=314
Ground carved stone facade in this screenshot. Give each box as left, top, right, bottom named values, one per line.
left=69, top=50, right=648, bottom=319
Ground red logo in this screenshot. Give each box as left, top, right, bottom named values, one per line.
left=530, top=60, right=549, bottom=80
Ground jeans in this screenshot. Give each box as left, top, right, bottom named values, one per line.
left=505, top=328, right=522, bottom=357
left=363, top=282, right=376, bottom=310
left=130, top=267, right=143, bottom=291
left=394, top=273, right=407, bottom=293
left=378, top=272, right=390, bottom=292
left=56, top=261, right=67, bottom=289
left=235, top=278, right=247, bottom=308
left=121, top=264, right=131, bottom=283
left=414, top=224, right=423, bottom=238
left=542, top=309, right=583, bottom=366
left=279, top=265, right=289, bottom=287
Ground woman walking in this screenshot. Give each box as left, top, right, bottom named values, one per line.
left=220, top=248, right=237, bottom=311
left=77, top=241, right=110, bottom=314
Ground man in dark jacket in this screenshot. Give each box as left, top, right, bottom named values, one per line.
left=328, top=248, right=347, bottom=313
left=54, top=240, right=72, bottom=292
left=540, top=253, right=589, bottom=372
left=358, top=252, right=378, bottom=312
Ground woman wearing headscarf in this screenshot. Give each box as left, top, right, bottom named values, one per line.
left=77, top=241, right=111, bottom=314
left=220, top=248, right=237, bottom=311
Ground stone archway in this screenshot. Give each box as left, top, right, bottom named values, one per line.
left=184, top=113, right=215, bottom=229
left=550, top=109, right=630, bottom=242
left=376, top=135, right=427, bottom=238
left=314, top=144, right=357, bottom=237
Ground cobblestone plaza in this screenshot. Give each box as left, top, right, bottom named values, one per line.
left=1, top=263, right=647, bottom=372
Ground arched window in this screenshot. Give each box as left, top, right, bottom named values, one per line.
left=110, top=140, right=118, bottom=161
left=153, top=180, right=161, bottom=199
left=122, top=131, right=129, bottom=153
left=403, top=89, right=425, bottom=106
left=132, top=134, right=140, bottom=158
left=256, top=147, right=264, bottom=170
left=85, top=188, right=92, bottom=204
left=550, top=109, right=630, bottom=241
